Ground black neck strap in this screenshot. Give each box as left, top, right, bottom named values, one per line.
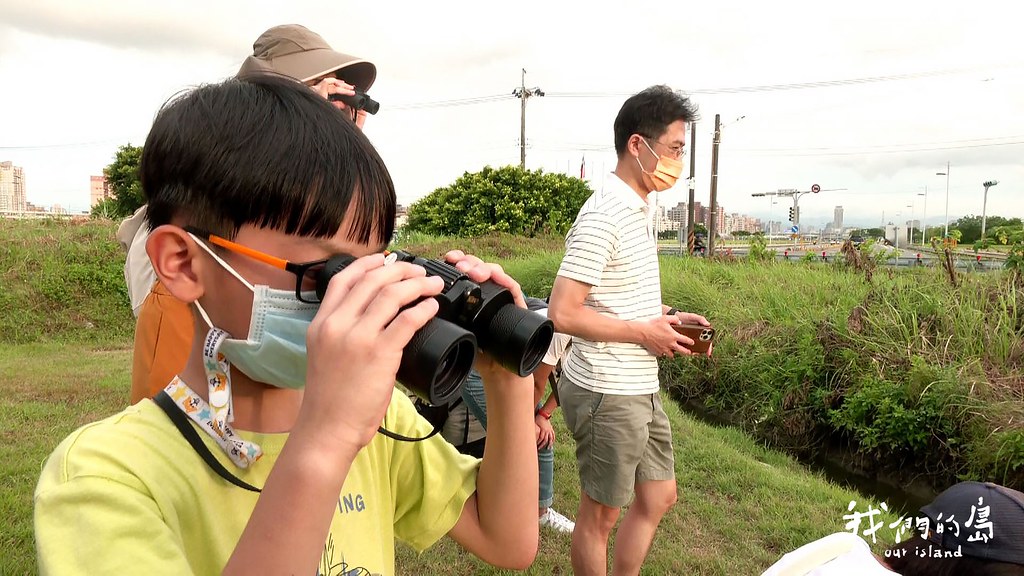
left=153, top=391, right=262, bottom=493
left=153, top=390, right=446, bottom=494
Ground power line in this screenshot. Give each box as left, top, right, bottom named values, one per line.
left=734, top=139, right=1024, bottom=157
left=544, top=64, right=1022, bottom=98
left=735, top=134, right=1024, bottom=152
left=5, top=63, right=1021, bottom=151
left=387, top=94, right=514, bottom=110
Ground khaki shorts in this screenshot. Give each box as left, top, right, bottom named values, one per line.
left=559, top=378, right=675, bottom=508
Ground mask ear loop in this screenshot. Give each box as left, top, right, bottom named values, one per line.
left=186, top=232, right=256, bottom=329
left=187, top=232, right=255, bottom=291
left=636, top=137, right=659, bottom=177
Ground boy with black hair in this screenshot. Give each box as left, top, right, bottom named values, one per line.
left=36, top=75, right=538, bottom=575
left=122, top=23, right=378, bottom=405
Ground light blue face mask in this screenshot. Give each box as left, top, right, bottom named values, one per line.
left=191, top=234, right=320, bottom=391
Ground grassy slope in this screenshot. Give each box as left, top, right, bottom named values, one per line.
left=14, top=217, right=1015, bottom=569
left=2, top=342, right=899, bottom=576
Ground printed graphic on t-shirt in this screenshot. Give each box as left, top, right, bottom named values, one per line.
left=319, top=533, right=380, bottom=576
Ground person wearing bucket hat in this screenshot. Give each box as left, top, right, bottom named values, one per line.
left=237, top=24, right=378, bottom=128
left=762, top=481, right=1024, bottom=575
left=123, top=24, right=380, bottom=407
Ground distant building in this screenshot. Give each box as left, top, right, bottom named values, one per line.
left=394, top=203, right=410, bottom=228
left=833, top=206, right=844, bottom=230
left=667, top=202, right=687, bottom=226
left=0, top=161, right=27, bottom=213
left=90, top=175, right=113, bottom=208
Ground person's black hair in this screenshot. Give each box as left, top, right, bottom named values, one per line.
left=613, top=85, right=699, bottom=157
left=885, top=538, right=1024, bottom=576
left=142, top=73, right=395, bottom=244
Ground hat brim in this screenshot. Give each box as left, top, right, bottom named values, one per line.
left=270, top=49, right=377, bottom=91
left=236, top=50, right=376, bottom=91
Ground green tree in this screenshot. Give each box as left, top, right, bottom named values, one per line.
left=104, top=144, right=144, bottom=219
left=988, top=225, right=1024, bottom=246
left=851, top=227, right=884, bottom=238
left=405, top=165, right=593, bottom=237
left=948, top=215, right=983, bottom=244
left=89, top=198, right=118, bottom=220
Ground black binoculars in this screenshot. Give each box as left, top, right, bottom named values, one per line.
left=328, top=89, right=380, bottom=115
left=316, top=251, right=554, bottom=406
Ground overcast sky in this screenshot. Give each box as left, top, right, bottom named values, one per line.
left=1, top=0, right=1021, bottom=228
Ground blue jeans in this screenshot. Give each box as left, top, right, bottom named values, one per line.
left=462, top=370, right=554, bottom=509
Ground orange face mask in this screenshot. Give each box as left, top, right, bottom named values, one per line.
left=637, top=138, right=683, bottom=192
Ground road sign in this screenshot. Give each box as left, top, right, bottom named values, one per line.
left=811, top=184, right=821, bottom=193
left=790, top=225, right=799, bottom=234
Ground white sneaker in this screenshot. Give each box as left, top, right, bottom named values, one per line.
left=539, top=508, right=575, bottom=533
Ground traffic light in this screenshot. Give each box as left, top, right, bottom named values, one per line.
left=788, top=207, right=795, bottom=222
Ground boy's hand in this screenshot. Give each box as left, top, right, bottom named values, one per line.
left=444, top=250, right=526, bottom=381
left=298, top=253, right=444, bottom=454
left=535, top=415, right=555, bottom=449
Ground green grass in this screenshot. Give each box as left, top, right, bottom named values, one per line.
left=0, top=343, right=132, bottom=576
left=658, top=256, right=1024, bottom=490
left=0, top=218, right=133, bottom=345
left=396, top=393, right=903, bottom=575
left=5, top=219, right=1017, bottom=572
left=2, top=341, right=902, bottom=575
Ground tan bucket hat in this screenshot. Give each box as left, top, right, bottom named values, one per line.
left=236, top=24, right=377, bottom=90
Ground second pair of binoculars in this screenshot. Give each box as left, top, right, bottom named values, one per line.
left=328, top=89, right=380, bottom=115
left=315, top=250, right=554, bottom=406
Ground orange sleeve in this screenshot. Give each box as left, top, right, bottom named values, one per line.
left=129, top=281, right=195, bottom=404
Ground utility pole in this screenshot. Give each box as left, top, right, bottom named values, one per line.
left=919, top=186, right=928, bottom=245
left=513, top=69, right=544, bottom=169
left=708, top=114, right=721, bottom=256
left=938, top=162, right=951, bottom=238
left=686, top=121, right=697, bottom=255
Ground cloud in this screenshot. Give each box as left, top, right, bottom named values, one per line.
left=0, top=0, right=248, bottom=57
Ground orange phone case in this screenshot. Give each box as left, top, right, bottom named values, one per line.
left=672, top=323, right=715, bottom=355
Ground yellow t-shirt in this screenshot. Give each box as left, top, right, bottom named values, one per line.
left=35, top=389, right=479, bottom=575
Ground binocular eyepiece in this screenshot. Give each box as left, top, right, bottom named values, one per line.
left=328, top=89, right=380, bottom=115
left=315, top=251, right=554, bottom=406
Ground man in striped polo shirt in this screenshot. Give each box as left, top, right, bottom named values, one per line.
left=548, top=85, right=711, bottom=576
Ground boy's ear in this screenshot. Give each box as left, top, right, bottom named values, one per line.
left=146, top=225, right=207, bottom=304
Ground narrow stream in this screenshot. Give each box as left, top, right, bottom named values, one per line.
left=675, top=397, right=937, bottom=517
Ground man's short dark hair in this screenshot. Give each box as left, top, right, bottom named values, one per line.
left=142, top=74, right=395, bottom=244
left=613, top=85, right=699, bottom=157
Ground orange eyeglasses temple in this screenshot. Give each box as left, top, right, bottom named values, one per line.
left=205, top=234, right=290, bottom=271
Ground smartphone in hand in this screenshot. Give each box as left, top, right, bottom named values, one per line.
left=672, top=323, right=716, bottom=355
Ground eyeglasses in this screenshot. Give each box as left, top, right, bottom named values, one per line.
left=642, top=136, right=686, bottom=160
left=186, top=228, right=328, bottom=304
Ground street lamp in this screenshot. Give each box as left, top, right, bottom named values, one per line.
left=936, top=162, right=950, bottom=237
left=906, top=204, right=914, bottom=246
left=918, top=188, right=928, bottom=245
left=982, top=180, right=1000, bottom=239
